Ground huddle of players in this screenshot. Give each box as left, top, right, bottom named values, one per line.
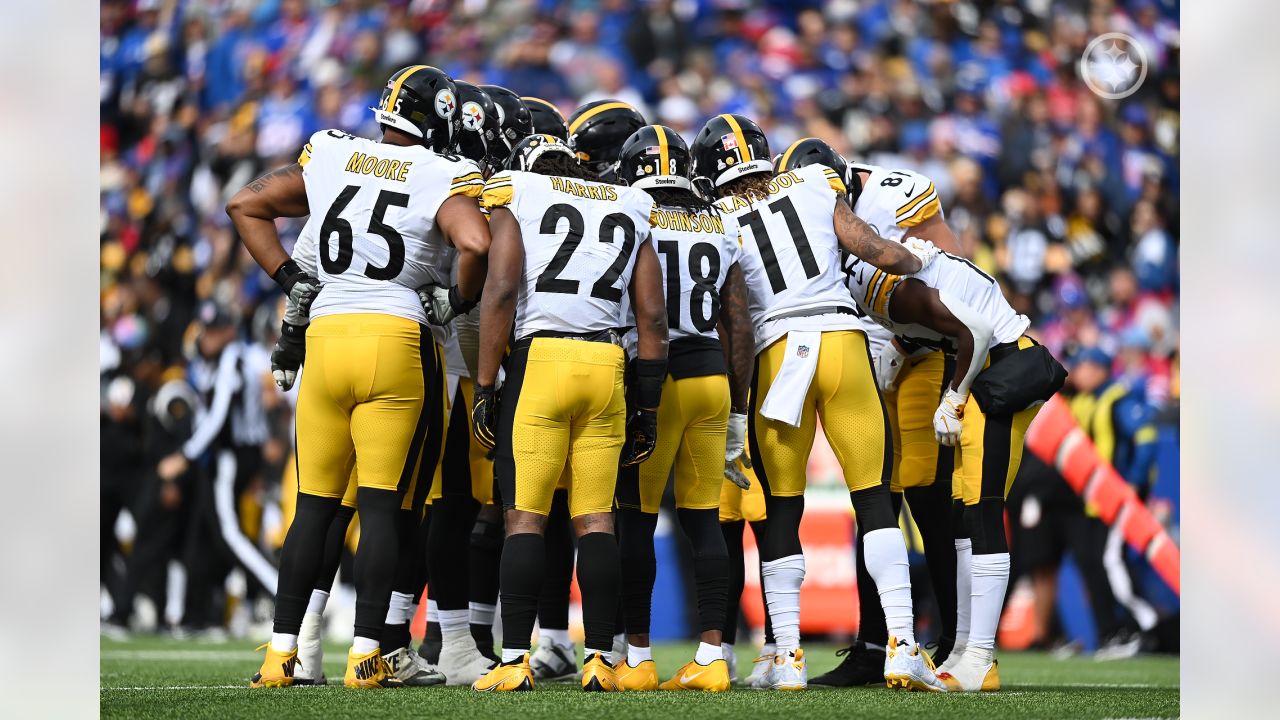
left=229, top=63, right=1062, bottom=695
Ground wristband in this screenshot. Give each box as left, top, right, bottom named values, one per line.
left=273, top=259, right=304, bottom=289
left=634, top=358, right=667, bottom=410
left=280, top=320, right=308, bottom=341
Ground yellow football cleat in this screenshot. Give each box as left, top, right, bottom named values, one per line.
left=581, top=652, right=619, bottom=692
left=614, top=658, right=659, bottom=691
left=938, top=653, right=1000, bottom=692
left=343, top=646, right=405, bottom=688
left=472, top=655, right=535, bottom=692
left=250, top=643, right=299, bottom=688
left=658, top=658, right=732, bottom=692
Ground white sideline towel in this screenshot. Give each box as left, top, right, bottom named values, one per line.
left=759, top=331, right=821, bottom=427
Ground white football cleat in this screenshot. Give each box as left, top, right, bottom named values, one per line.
left=937, top=648, right=1000, bottom=692
left=724, top=646, right=739, bottom=684
left=383, top=646, right=446, bottom=686
left=884, top=636, right=946, bottom=692
left=529, top=641, right=578, bottom=681
left=745, top=650, right=775, bottom=688
left=292, top=611, right=326, bottom=685
left=438, top=635, right=497, bottom=686
left=754, top=648, right=806, bottom=691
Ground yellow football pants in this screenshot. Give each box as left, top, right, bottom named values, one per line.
left=888, top=351, right=956, bottom=492
left=954, top=336, right=1042, bottom=504
left=750, top=330, right=890, bottom=496
left=719, top=460, right=767, bottom=523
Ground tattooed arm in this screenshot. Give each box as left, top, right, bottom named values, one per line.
left=832, top=197, right=921, bottom=275
left=226, top=163, right=310, bottom=277
left=717, top=262, right=754, bottom=413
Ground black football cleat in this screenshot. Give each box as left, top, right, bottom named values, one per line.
left=808, top=643, right=886, bottom=687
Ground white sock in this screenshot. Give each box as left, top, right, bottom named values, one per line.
left=585, top=647, right=610, bottom=664
left=627, top=645, right=652, bottom=666
left=306, top=589, right=330, bottom=615
left=270, top=632, right=298, bottom=653
left=695, top=642, right=722, bottom=665
left=760, top=554, right=805, bottom=652
left=968, top=552, right=1010, bottom=652
left=352, top=636, right=379, bottom=655
left=469, top=602, right=496, bottom=627
left=501, top=647, right=526, bottom=663
left=439, top=608, right=469, bottom=637
left=954, top=538, right=973, bottom=649
left=384, top=591, right=413, bottom=625
left=426, top=598, right=439, bottom=624
left=721, top=642, right=734, bottom=661
left=540, top=627, right=570, bottom=648
left=761, top=642, right=776, bottom=656
left=863, top=527, right=915, bottom=646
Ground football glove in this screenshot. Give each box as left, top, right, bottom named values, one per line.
left=417, top=282, right=478, bottom=326
left=902, top=236, right=941, bottom=272
left=933, top=388, right=967, bottom=446
left=273, top=259, right=321, bottom=315
left=472, top=384, right=499, bottom=450
left=271, top=321, right=307, bottom=391
left=724, top=412, right=751, bottom=488
left=874, top=342, right=907, bottom=392
left=620, top=408, right=658, bottom=467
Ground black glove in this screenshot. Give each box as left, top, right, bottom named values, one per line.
left=620, top=408, right=658, bottom=467
left=273, top=259, right=321, bottom=315
left=472, top=384, right=499, bottom=450
left=270, top=321, right=307, bottom=391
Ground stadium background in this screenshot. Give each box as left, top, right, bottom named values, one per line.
left=99, top=0, right=1180, bottom=654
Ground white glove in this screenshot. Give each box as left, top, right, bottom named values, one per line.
left=902, top=236, right=941, bottom=272
left=724, top=412, right=751, bottom=489
left=933, top=388, right=967, bottom=446
left=416, top=282, right=476, bottom=326
left=874, top=342, right=907, bottom=392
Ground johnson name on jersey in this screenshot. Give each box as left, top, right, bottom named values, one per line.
left=300, top=129, right=484, bottom=324
left=650, top=205, right=740, bottom=343
left=715, top=163, right=854, bottom=339
left=844, top=250, right=1030, bottom=354
left=481, top=169, right=655, bottom=340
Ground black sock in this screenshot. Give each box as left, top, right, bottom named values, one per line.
left=273, top=494, right=341, bottom=635
left=748, top=519, right=775, bottom=645
left=576, top=531, right=621, bottom=652
left=353, top=487, right=404, bottom=646
left=617, top=508, right=658, bottom=636
left=906, top=482, right=958, bottom=642
left=678, top=508, right=729, bottom=634
left=421, top=621, right=442, bottom=664
left=500, top=532, right=546, bottom=652
left=758, top=497, right=803, bottom=561
left=538, top=491, right=574, bottom=631
left=428, top=494, right=480, bottom=618
left=721, top=520, right=745, bottom=646
left=469, top=508, right=503, bottom=655
left=314, top=504, right=355, bottom=594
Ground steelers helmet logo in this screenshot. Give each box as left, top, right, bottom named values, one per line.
left=461, top=101, right=485, bottom=131
left=434, top=89, right=457, bottom=119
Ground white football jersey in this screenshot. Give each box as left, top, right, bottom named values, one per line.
left=481, top=170, right=655, bottom=340
left=300, top=129, right=484, bottom=324
left=842, top=163, right=943, bottom=355
left=650, top=204, right=741, bottom=342
left=844, top=251, right=1030, bottom=353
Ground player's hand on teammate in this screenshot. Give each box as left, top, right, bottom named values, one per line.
left=417, top=282, right=478, bottom=326
left=933, top=388, right=967, bottom=446
left=902, top=236, right=941, bottom=272
left=472, top=384, right=500, bottom=450
left=724, top=412, right=752, bottom=488
left=621, top=408, right=659, bottom=466
left=270, top=321, right=307, bottom=391
left=874, top=342, right=907, bottom=392
left=273, top=259, right=322, bottom=315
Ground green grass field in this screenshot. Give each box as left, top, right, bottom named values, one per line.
left=101, top=636, right=1178, bottom=719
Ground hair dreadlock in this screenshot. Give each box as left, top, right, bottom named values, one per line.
left=528, top=153, right=599, bottom=182
left=717, top=173, right=774, bottom=203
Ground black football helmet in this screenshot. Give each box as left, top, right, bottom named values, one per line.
left=521, top=96, right=570, bottom=141
left=617, top=125, right=693, bottom=191
left=479, top=85, right=533, bottom=159
left=371, top=65, right=458, bottom=151
left=689, top=113, right=773, bottom=187
left=567, top=99, right=646, bottom=177
left=505, top=134, right=578, bottom=173
left=451, top=81, right=502, bottom=172
left=774, top=137, right=849, bottom=180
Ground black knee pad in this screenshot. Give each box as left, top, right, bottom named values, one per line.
left=759, top=495, right=804, bottom=561
left=849, top=483, right=895, bottom=533
left=965, top=498, right=1008, bottom=555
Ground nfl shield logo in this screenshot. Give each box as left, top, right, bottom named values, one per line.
left=796, top=345, right=810, bottom=358
left=721, top=133, right=738, bottom=150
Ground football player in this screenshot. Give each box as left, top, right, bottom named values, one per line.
left=480, top=85, right=534, bottom=163
left=522, top=96, right=570, bottom=140
left=229, top=65, right=489, bottom=689
left=567, top=99, right=647, bottom=181
left=610, top=125, right=753, bottom=692
left=718, top=462, right=775, bottom=686
left=843, top=230, right=1061, bottom=692
left=469, top=134, right=668, bottom=692
left=775, top=139, right=966, bottom=685
left=690, top=114, right=944, bottom=692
